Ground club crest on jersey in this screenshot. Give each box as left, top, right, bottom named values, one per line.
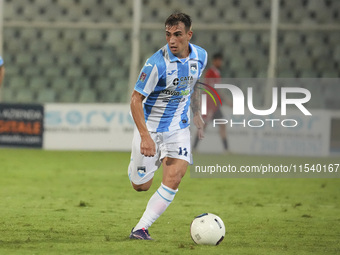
left=190, top=63, right=197, bottom=75
left=137, top=166, right=146, bottom=177
left=139, top=72, right=147, bottom=82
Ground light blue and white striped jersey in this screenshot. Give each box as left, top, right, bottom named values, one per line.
left=0, top=56, right=3, bottom=66
left=134, top=43, right=208, bottom=132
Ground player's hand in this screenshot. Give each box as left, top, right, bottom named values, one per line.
left=193, top=113, right=205, bottom=140
left=140, top=135, right=156, bottom=157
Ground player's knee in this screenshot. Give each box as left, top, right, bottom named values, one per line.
left=131, top=181, right=152, bottom=192
left=134, top=186, right=149, bottom=192
left=132, top=184, right=149, bottom=192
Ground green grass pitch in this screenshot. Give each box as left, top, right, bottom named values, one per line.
left=0, top=149, right=339, bottom=255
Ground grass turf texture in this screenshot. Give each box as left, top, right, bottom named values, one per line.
left=0, top=149, right=339, bottom=255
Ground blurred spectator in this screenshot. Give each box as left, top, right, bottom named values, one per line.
left=193, top=53, right=232, bottom=153
left=0, top=56, right=5, bottom=87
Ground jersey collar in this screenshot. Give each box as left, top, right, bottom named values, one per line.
left=166, top=43, right=198, bottom=63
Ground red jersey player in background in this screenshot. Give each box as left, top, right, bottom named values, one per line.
left=0, top=56, right=5, bottom=87
left=193, top=53, right=231, bottom=152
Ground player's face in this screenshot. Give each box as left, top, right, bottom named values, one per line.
left=214, top=58, right=223, bottom=69
left=165, top=22, right=193, bottom=59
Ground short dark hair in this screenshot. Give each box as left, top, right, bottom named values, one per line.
left=165, top=12, right=192, bottom=31
left=212, top=53, right=223, bottom=60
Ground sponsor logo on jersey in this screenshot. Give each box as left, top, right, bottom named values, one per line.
left=161, top=89, right=190, bottom=96
left=173, top=76, right=194, bottom=88
left=167, top=70, right=176, bottom=75
left=162, top=98, right=186, bottom=104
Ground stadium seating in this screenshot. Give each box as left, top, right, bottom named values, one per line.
left=78, top=88, right=97, bottom=103
left=36, top=89, right=57, bottom=103
left=50, top=78, right=70, bottom=94
left=1, top=87, right=16, bottom=102
left=98, top=90, right=119, bottom=103
left=96, top=78, right=113, bottom=94
left=59, top=89, right=77, bottom=103
left=324, top=82, right=340, bottom=109
left=1, top=0, right=339, bottom=107
left=29, top=77, right=50, bottom=92
left=16, top=89, right=35, bottom=103
left=7, top=77, right=26, bottom=91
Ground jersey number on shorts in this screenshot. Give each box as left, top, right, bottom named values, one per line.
left=178, top=147, right=188, bottom=157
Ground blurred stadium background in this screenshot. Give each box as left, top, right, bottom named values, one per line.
left=0, top=0, right=339, bottom=107
left=0, top=3, right=339, bottom=254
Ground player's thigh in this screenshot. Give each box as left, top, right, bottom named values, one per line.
left=128, top=128, right=161, bottom=186
left=160, top=127, right=191, bottom=189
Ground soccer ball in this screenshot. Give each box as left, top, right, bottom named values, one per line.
left=190, top=213, right=225, bottom=245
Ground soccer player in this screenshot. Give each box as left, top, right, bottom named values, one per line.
left=193, top=53, right=231, bottom=152
left=0, top=55, right=5, bottom=87
left=128, top=12, right=207, bottom=240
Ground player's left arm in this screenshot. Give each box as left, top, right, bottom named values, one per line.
left=191, top=84, right=205, bottom=139
left=192, top=50, right=208, bottom=139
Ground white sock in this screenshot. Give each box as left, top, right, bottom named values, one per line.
left=134, top=183, right=177, bottom=230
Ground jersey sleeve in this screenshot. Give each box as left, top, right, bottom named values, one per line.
left=0, top=56, right=3, bottom=66
left=134, top=58, right=159, bottom=97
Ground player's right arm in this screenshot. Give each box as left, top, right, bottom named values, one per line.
left=131, top=54, right=161, bottom=156
left=130, top=90, right=156, bottom=157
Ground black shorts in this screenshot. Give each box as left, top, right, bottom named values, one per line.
left=212, top=108, right=224, bottom=119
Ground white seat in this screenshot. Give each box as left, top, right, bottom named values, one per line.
left=85, top=30, right=103, bottom=45
left=29, top=77, right=49, bottom=91
left=50, top=78, right=70, bottom=93
left=36, top=89, right=57, bottom=103
left=78, top=89, right=97, bottom=103
left=16, top=89, right=35, bottom=103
